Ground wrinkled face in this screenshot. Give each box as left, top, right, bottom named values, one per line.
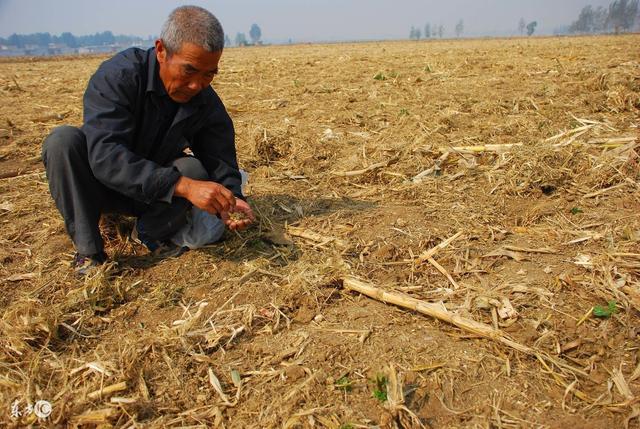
left=156, top=39, right=221, bottom=103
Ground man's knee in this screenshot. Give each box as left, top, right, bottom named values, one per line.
left=172, top=157, right=208, bottom=181
left=42, top=126, right=86, bottom=166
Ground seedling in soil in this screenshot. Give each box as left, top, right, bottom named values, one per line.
left=335, top=376, right=353, bottom=392
left=593, top=300, right=617, bottom=318
left=372, top=374, right=388, bottom=402
left=570, top=207, right=583, bottom=215
left=373, top=72, right=386, bottom=81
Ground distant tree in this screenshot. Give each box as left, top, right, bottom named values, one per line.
left=60, top=32, right=77, bottom=48
left=35, top=32, right=52, bottom=46
left=526, top=21, right=538, bottom=36
left=105, top=31, right=116, bottom=44
left=224, top=35, right=231, bottom=47
left=235, top=32, right=247, bottom=47
left=77, top=31, right=115, bottom=46
left=438, top=24, right=444, bottom=38
left=594, top=6, right=609, bottom=32
left=249, top=23, right=262, bottom=44
left=8, top=33, right=23, bottom=48
left=607, top=0, right=639, bottom=32
left=627, top=0, right=639, bottom=29
left=568, top=1, right=640, bottom=34
left=114, top=34, right=145, bottom=45
left=98, top=31, right=115, bottom=45
left=570, top=5, right=595, bottom=33
left=455, top=19, right=464, bottom=37
left=410, top=26, right=422, bottom=40
left=83, top=32, right=92, bottom=45
left=518, top=18, right=527, bottom=35
left=424, top=23, right=431, bottom=38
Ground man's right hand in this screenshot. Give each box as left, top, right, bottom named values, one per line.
left=174, top=176, right=236, bottom=215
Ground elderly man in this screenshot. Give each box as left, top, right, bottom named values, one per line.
left=42, top=5, right=254, bottom=275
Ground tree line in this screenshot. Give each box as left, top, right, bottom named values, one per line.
left=409, top=0, right=638, bottom=40
left=410, top=18, right=537, bottom=40
left=409, top=21, right=465, bottom=39
left=230, top=24, right=263, bottom=47
left=0, top=31, right=148, bottom=48
left=569, top=0, right=639, bottom=33
left=409, top=23, right=446, bottom=39
left=1, top=25, right=265, bottom=52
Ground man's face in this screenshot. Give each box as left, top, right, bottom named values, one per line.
left=156, top=39, right=222, bottom=103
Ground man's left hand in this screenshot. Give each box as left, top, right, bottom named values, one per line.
left=221, top=198, right=255, bottom=231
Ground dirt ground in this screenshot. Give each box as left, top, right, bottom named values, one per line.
left=0, top=35, right=639, bottom=428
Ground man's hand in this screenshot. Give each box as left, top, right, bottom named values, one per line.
left=221, top=198, right=255, bottom=231
left=174, top=176, right=236, bottom=215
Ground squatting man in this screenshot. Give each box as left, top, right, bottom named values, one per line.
left=42, top=6, right=255, bottom=275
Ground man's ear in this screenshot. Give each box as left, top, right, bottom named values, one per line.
left=155, top=39, right=167, bottom=63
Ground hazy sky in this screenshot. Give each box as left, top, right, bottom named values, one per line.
left=0, top=0, right=614, bottom=42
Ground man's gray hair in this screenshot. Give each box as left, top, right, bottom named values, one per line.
left=160, top=5, right=224, bottom=54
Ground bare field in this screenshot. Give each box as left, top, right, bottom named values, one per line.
left=0, top=35, right=639, bottom=428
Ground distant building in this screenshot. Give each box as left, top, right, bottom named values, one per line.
left=47, top=43, right=65, bottom=55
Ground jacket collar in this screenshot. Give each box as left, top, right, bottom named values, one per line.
left=146, top=47, right=165, bottom=95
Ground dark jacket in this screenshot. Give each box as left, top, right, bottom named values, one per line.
left=81, top=47, right=243, bottom=205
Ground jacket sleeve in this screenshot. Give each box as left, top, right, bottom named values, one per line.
left=82, top=66, right=181, bottom=204
left=191, top=99, right=244, bottom=200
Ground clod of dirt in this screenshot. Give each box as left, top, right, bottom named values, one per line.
left=261, top=228, right=294, bottom=246
left=284, top=365, right=306, bottom=382
left=293, top=305, right=316, bottom=323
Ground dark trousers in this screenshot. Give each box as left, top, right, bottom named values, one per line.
left=42, top=126, right=207, bottom=256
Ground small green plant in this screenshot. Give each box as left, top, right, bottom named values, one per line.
left=373, top=72, right=386, bottom=81
left=335, top=376, right=353, bottom=392
left=399, top=108, right=409, bottom=116
left=424, top=64, right=433, bottom=73
left=570, top=207, right=583, bottom=215
left=372, top=374, right=388, bottom=402
left=593, top=300, right=617, bottom=318
left=339, top=424, right=355, bottom=429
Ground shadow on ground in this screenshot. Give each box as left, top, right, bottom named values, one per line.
left=105, top=194, right=377, bottom=269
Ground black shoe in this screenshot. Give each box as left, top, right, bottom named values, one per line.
left=149, top=241, right=188, bottom=258
left=132, top=221, right=187, bottom=258
left=73, top=251, right=107, bottom=277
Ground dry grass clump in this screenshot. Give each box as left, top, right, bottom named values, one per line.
left=162, top=300, right=256, bottom=352
left=1, top=299, right=59, bottom=359
left=250, top=126, right=292, bottom=166
left=499, top=141, right=638, bottom=196
left=583, top=141, right=639, bottom=189
left=585, top=62, right=640, bottom=112
left=501, top=144, right=590, bottom=195
left=1, top=267, right=136, bottom=372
